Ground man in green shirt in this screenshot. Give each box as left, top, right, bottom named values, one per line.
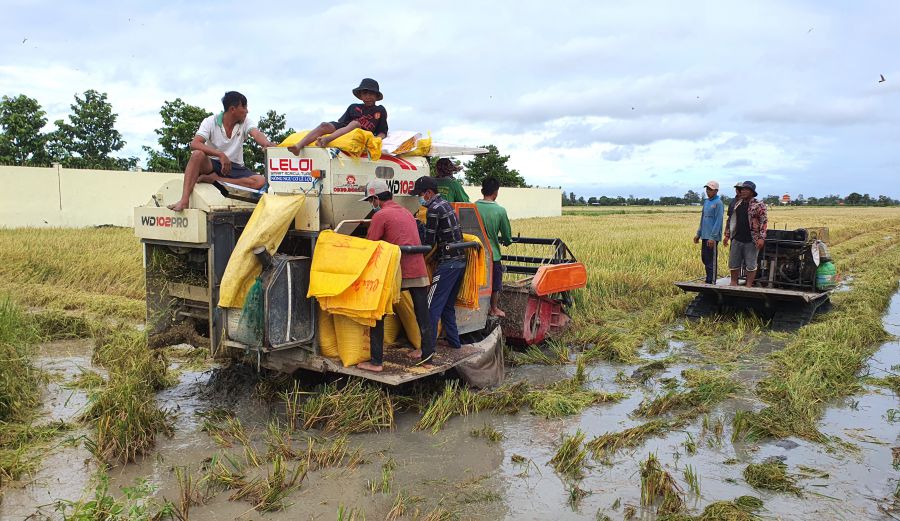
left=475, top=176, right=513, bottom=317
left=433, top=158, right=470, bottom=202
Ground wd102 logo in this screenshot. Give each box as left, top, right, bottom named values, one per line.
left=388, top=179, right=415, bottom=195
left=141, top=216, right=189, bottom=228
left=269, top=158, right=314, bottom=183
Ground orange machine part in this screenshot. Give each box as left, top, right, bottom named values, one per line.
left=531, top=262, right=587, bottom=296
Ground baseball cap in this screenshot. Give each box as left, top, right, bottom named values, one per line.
left=359, top=179, right=391, bottom=201
left=411, top=176, right=438, bottom=195
left=704, top=180, right=720, bottom=190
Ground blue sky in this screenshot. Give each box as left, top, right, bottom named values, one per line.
left=2, top=0, right=897, bottom=198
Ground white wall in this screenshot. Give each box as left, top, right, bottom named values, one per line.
left=1, top=165, right=560, bottom=228
left=462, top=186, right=562, bottom=219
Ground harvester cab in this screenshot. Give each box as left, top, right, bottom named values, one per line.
left=134, top=145, right=586, bottom=386
left=675, top=227, right=835, bottom=330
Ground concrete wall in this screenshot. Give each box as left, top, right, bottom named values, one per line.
left=0, top=165, right=560, bottom=228
left=462, top=186, right=561, bottom=219
left=1, top=164, right=181, bottom=227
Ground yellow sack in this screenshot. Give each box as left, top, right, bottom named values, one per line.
left=278, top=129, right=382, bottom=161
left=456, top=234, right=487, bottom=309
left=400, top=135, right=431, bottom=157
left=321, top=243, right=401, bottom=326
left=219, top=194, right=306, bottom=308
left=309, top=231, right=402, bottom=327
left=308, top=230, right=379, bottom=298
left=318, top=307, right=339, bottom=358
left=334, top=314, right=370, bottom=367
left=396, top=291, right=422, bottom=349
left=383, top=314, right=401, bottom=345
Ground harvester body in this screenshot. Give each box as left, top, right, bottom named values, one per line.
left=134, top=146, right=584, bottom=385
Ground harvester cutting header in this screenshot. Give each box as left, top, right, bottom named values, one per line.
left=135, top=125, right=586, bottom=387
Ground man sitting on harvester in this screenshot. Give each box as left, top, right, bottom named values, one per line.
left=168, top=91, right=277, bottom=212
left=723, top=180, right=768, bottom=287
left=287, top=78, right=388, bottom=154
left=356, top=180, right=436, bottom=372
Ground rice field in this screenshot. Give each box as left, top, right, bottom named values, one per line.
left=1, top=205, right=899, bottom=520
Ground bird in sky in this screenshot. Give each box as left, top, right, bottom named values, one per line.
left=807, top=27, right=814, bottom=33
left=879, top=74, right=886, bottom=83
left=22, top=37, right=27, bottom=44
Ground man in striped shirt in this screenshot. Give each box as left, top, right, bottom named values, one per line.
left=412, top=175, right=467, bottom=354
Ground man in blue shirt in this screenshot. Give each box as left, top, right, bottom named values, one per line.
left=694, top=180, right=724, bottom=284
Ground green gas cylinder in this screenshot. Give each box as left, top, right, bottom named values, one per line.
left=816, top=261, right=836, bottom=291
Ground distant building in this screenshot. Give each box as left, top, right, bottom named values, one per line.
left=781, top=194, right=791, bottom=205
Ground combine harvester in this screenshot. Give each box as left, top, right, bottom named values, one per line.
left=135, top=145, right=586, bottom=386
left=675, top=227, right=836, bottom=331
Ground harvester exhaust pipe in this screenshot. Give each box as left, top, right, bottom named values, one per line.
left=252, top=246, right=274, bottom=272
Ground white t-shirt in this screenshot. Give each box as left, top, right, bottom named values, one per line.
left=196, top=113, right=258, bottom=166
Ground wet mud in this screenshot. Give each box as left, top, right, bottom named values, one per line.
left=3, top=292, right=899, bottom=520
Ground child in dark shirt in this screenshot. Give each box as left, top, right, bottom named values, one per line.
left=288, top=78, right=388, bottom=154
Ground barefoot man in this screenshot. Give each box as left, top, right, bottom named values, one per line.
left=356, top=180, right=435, bottom=372
left=168, top=91, right=277, bottom=211
left=723, top=181, right=768, bottom=287
left=475, top=176, right=513, bottom=316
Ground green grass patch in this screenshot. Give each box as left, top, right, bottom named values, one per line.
left=54, top=472, right=172, bottom=520
left=743, top=459, right=801, bottom=496
left=80, top=328, right=175, bottom=464
left=732, top=238, right=900, bottom=442
left=587, top=418, right=688, bottom=459
left=639, top=452, right=685, bottom=516
left=549, top=430, right=588, bottom=479
left=287, top=378, right=396, bottom=435
left=636, top=369, right=739, bottom=417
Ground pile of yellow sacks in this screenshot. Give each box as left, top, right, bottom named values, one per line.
left=456, top=234, right=486, bottom=309
left=278, top=129, right=383, bottom=161
left=383, top=292, right=422, bottom=348
left=308, top=230, right=402, bottom=366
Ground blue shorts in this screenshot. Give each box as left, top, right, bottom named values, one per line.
left=211, top=159, right=258, bottom=179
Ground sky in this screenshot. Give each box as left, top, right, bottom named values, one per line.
left=2, top=0, right=898, bottom=199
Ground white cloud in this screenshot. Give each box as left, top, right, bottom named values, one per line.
left=0, top=0, right=898, bottom=197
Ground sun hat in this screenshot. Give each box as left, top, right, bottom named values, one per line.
left=704, top=180, right=720, bottom=190
left=352, top=78, right=383, bottom=101
left=359, top=179, right=391, bottom=201
left=735, top=180, right=757, bottom=197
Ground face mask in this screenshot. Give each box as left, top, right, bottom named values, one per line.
left=371, top=204, right=380, bottom=213
left=418, top=197, right=427, bottom=206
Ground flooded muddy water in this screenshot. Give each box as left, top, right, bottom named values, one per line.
left=1, top=339, right=99, bottom=521
left=3, top=292, right=900, bottom=520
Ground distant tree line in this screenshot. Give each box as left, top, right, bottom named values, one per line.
left=563, top=190, right=900, bottom=207
left=0, top=92, right=529, bottom=187
left=0, top=91, right=294, bottom=173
